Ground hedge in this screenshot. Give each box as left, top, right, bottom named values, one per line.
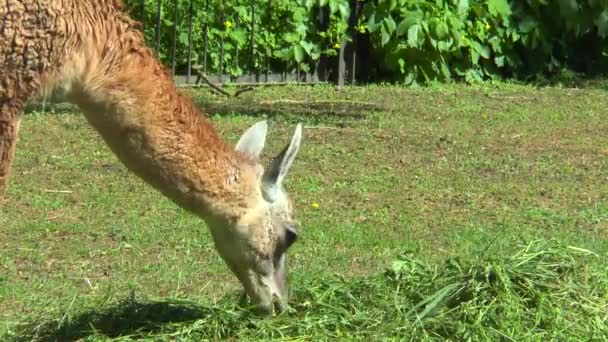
left=124, top=0, right=608, bottom=84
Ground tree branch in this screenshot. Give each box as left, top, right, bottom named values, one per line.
left=191, top=65, right=255, bottom=98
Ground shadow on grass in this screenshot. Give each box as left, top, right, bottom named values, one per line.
left=22, top=88, right=384, bottom=123
left=183, top=86, right=386, bottom=124
left=10, top=295, right=223, bottom=342
left=192, top=97, right=382, bottom=120
left=21, top=97, right=380, bottom=131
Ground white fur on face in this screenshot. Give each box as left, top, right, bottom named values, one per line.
left=226, top=121, right=302, bottom=314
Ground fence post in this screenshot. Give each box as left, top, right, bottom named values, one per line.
left=316, top=6, right=329, bottom=82
left=347, top=0, right=358, bottom=85
left=249, top=2, right=256, bottom=82
left=186, top=0, right=194, bottom=83
left=337, top=45, right=345, bottom=86
left=155, top=0, right=162, bottom=53
left=220, top=12, right=225, bottom=84
left=171, top=0, right=178, bottom=76
left=140, top=0, right=145, bottom=30
left=203, top=0, right=209, bottom=74
left=234, top=15, right=240, bottom=82
left=265, top=0, right=273, bottom=82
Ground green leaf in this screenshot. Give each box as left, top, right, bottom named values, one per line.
left=407, top=24, right=421, bottom=48
left=381, top=25, right=390, bottom=46
left=230, top=29, right=247, bottom=46
left=329, top=0, right=339, bottom=14
left=367, top=13, right=381, bottom=33
left=396, top=11, right=422, bottom=36
left=384, top=16, right=397, bottom=35
left=338, top=1, right=350, bottom=19
left=296, top=23, right=308, bottom=36
left=471, top=49, right=480, bottom=64
left=420, top=19, right=429, bottom=34
left=487, top=0, right=511, bottom=18
left=285, top=32, right=300, bottom=43
left=294, top=45, right=305, bottom=63
left=324, top=48, right=338, bottom=57
left=595, top=10, right=608, bottom=38
left=305, top=0, right=316, bottom=9
left=465, top=69, right=484, bottom=83
left=293, top=7, right=308, bottom=22
left=437, top=40, right=453, bottom=52
left=404, top=71, right=416, bottom=86
left=488, top=36, right=502, bottom=53
left=440, top=60, right=451, bottom=79
left=398, top=58, right=406, bottom=74
left=494, top=55, right=505, bottom=67
left=274, top=48, right=292, bottom=60
left=178, top=32, right=189, bottom=45
left=518, top=16, right=536, bottom=33
left=300, top=40, right=315, bottom=54
left=457, top=0, right=469, bottom=16
left=470, top=40, right=491, bottom=59
left=389, top=0, right=398, bottom=11
left=434, top=21, right=449, bottom=40
left=236, top=6, right=249, bottom=18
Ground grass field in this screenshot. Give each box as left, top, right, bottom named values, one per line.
left=2, top=83, right=608, bottom=340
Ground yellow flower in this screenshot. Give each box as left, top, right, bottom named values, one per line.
left=333, top=42, right=341, bottom=49
left=224, top=20, right=233, bottom=29
left=485, top=23, right=491, bottom=31
left=312, top=202, right=319, bottom=209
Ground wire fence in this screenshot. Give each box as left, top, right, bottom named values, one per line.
left=125, top=0, right=360, bottom=86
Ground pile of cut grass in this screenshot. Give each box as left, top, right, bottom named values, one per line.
left=9, top=239, right=607, bottom=341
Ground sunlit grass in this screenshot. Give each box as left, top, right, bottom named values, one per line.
left=3, top=82, right=608, bottom=340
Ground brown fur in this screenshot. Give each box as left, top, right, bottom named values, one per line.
left=1, top=1, right=257, bottom=217
left=1, top=1, right=302, bottom=314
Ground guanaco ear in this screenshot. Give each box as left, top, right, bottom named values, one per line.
left=235, top=121, right=268, bottom=158
left=262, top=124, right=303, bottom=202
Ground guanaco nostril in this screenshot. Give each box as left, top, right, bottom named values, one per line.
left=273, top=293, right=288, bottom=314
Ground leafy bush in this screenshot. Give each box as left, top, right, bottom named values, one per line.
left=124, top=0, right=608, bottom=84
left=362, top=0, right=608, bottom=84
left=125, top=0, right=350, bottom=77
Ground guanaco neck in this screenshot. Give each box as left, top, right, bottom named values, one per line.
left=60, top=9, right=259, bottom=223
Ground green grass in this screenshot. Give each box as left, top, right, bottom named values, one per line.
left=2, top=82, right=608, bottom=340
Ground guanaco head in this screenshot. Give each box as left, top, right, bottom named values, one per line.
left=212, top=121, right=302, bottom=315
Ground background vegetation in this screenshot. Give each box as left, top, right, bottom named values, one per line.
left=125, top=0, right=608, bottom=84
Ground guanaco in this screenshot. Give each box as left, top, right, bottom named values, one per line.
left=0, top=0, right=303, bottom=314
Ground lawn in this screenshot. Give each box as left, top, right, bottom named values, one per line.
left=2, top=83, right=608, bottom=340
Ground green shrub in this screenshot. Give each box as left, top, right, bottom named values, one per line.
left=361, top=0, right=608, bottom=84
left=125, top=0, right=349, bottom=77
left=124, top=0, right=608, bottom=84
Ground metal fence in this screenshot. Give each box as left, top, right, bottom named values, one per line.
left=126, top=0, right=361, bottom=86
